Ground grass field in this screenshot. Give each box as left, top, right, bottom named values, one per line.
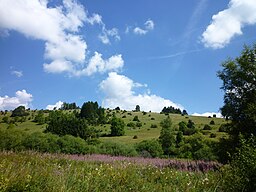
left=0, top=151, right=224, bottom=192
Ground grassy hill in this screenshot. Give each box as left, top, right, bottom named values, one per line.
left=0, top=109, right=227, bottom=146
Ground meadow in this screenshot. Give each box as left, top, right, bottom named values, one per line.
left=0, top=109, right=232, bottom=191
left=0, top=151, right=225, bottom=192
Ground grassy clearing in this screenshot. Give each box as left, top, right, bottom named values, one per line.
left=0, top=151, right=224, bottom=192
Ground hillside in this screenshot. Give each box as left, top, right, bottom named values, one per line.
left=0, top=109, right=227, bottom=146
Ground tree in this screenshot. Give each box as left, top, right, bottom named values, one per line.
left=45, top=111, right=98, bottom=140
left=61, top=102, right=79, bottom=110
left=136, top=139, right=163, bottom=158
left=182, top=110, right=188, bottom=116
left=187, top=119, right=195, bottom=129
left=218, top=44, right=256, bottom=137
left=217, top=44, right=256, bottom=164
left=11, top=106, right=29, bottom=117
left=161, top=106, right=182, bottom=114
left=176, top=131, right=184, bottom=147
left=34, top=110, right=45, bottom=125
left=110, top=116, right=125, bottom=136
left=135, top=105, right=140, bottom=112
left=80, top=101, right=105, bottom=125
left=159, top=116, right=175, bottom=155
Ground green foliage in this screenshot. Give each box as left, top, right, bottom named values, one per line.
left=0, top=129, right=96, bottom=154
left=11, top=106, right=29, bottom=117
left=2, top=116, right=9, bottom=123
left=135, top=105, right=140, bottom=112
left=161, top=106, right=182, bottom=114
left=178, top=120, right=197, bottom=135
left=159, top=117, right=175, bottom=155
left=176, top=131, right=184, bottom=147
left=136, top=122, right=142, bottom=127
left=45, top=111, right=98, bottom=140
left=217, top=44, right=256, bottom=163
left=178, top=134, right=217, bottom=161
left=98, top=142, right=137, bottom=156
left=222, top=136, right=256, bottom=192
left=80, top=101, right=106, bottom=125
left=60, top=102, right=79, bottom=110
left=187, top=119, right=195, bottom=129
left=217, top=44, right=256, bottom=138
left=219, top=123, right=230, bottom=132
left=0, top=129, right=25, bottom=151
left=203, top=124, right=212, bottom=130
left=133, top=115, right=140, bottom=122
left=209, top=120, right=215, bottom=125
left=110, top=117, right=125, bottom=136
left=136, top=139, right=163, bottom=158
left=34, top=110, right=45, bottom=125
left=150, top=124, right=158, bottom=128
left=182, top=110, right=188, bottom=115
left=127, top=122, right=136, bottom=128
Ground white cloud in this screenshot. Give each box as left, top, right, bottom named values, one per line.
left=192, top=112, right=222, bottom=118
left=133, top=27, right=147, bottom=35
left=11, top=70, right=23, bottom=77
left=46, top=101, right=64, bottom=110
left=202, top=0, right=256, bottom=49
left=0, top=0, right=122, bottom=76
left=145, top=19, right=154, bottom=30
left=99, top=27, right=120, bottom=44
left=99, top=72, right=183, bottom=112
left=72, top=52, right=124, bottom=76
left=133, top=19, right=155, bottom=35
left=0, top=90, right=33, bottom=110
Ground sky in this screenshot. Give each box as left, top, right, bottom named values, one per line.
left=0, top=0, right=256, bottom=116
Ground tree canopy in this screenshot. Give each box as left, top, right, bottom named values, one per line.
left=80, top=101, right=106, bottom=125
left=11, top=106, right=29, bottom=117
left=218, top=44, right=256, bottom=138
left=161, top=106, right=182, bottom=115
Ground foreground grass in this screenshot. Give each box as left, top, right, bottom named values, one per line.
left=0, top=151, right=223, bottom=192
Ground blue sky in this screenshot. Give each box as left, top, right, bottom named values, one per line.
left=0, top=0, right=256, bottom=116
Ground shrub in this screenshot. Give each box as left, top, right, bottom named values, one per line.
left=110, top=117, right=125, bottom=136
left=133, top=115, right=140, bottom=122
left=210, top=120, right=215, bottom=125
left=136, top=122, right=142, bottom=127
left=222, top=137, right=256, bottom=192
left=98, top=142, right=137, bottom=156
left=127, top=122, right=136, bottom=128
left=136, top=139, right=163, bottom=158
left=2, top=116, right=9, bottom=123
left=150, top=124, right=158, bottom=128
left=133, top=135, right=138, bottom=139
left=219, top=124, right=230, bottom=132
left=203, top=124, right=212, bottom=130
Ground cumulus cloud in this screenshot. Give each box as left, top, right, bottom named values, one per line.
left=0, top=90, right=33, bottom=110
left=192, top=112, right=222, bottom=118
left=46, top=101, right=64, bottom=110
left=11, top=70, right=23, bottom=77
left=99, top=72, right=183, bottom=112
left=201, top=0, right=256, bottom=49
left=133, top=19, right=155, bottom=35
left=0, top=0, right=122, bottom=76
left=72, top=52, right=124, bottom=76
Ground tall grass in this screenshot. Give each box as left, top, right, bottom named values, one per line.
left=0, top=151, right=224, bottom=191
